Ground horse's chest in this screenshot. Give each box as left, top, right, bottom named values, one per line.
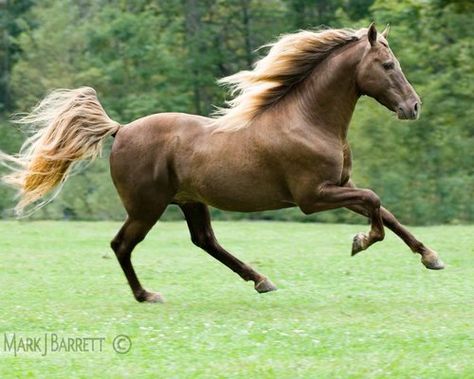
left=283, top=138, right=352, bottom=187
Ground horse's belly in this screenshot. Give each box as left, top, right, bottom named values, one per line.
left=174, top=176, right=295, bottom=212
left=206, top=192, right=295, bottom=212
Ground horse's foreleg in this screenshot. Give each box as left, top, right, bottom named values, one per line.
left=346, top=205, right=445, bottom=269
left=344, top=180, right=444, bottom=269
left=180, top=202, right=276, bottom=293
left=300, top=184, right=385, bottom=254
left=111, top=217, right=164, bottom=303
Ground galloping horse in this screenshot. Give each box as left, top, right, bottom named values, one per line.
left=0, top=24, right=444, bottom=303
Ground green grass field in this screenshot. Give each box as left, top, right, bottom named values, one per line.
left=0, top=221, right=473, bottom=378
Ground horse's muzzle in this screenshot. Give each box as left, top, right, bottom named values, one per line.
left=397, top=100, right=420, bottom=120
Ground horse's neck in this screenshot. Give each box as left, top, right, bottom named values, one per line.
left=295, top=41, right=365, bottom=140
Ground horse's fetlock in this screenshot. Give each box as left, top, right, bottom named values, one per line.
left=134, top=289, right=148, bottom=302
left=375, top=230, right=385, bottom=242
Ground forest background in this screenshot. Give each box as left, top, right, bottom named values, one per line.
left=0, top=0, right=472, bottom=224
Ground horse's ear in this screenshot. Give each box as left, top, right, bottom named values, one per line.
left=381, top=24, right=390, bottom=39
left=368, top=22, right=377, bottom=46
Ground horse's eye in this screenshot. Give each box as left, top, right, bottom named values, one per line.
left=382, top=61, right=395, bottom=70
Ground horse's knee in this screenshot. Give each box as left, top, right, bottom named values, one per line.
left=362, top=190, right=381, bottom=209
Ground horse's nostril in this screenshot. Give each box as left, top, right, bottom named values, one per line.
left=414, top=102, right=418, bottom=113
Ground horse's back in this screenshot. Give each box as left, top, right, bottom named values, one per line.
left=116, top=112, right=211, bottom=143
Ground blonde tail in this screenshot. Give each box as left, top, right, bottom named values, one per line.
left=0, top=87, right=120, bottom=215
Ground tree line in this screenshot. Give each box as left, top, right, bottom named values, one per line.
left=0, top=0, right=472, bottom=224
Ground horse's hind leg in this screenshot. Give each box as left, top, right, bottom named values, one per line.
left=111, top=214, right=165, bottom=303
left=110, top=191, right=168, bottom=303
left=180, top=202, right=276, bottom=293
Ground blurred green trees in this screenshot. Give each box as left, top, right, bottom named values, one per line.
left=0, top=0, right=472, bottom=224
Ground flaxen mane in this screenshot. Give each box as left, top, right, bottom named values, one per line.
left=213, top=28, right=361, bottom=131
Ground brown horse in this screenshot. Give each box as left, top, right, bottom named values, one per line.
left=0, top=24, right=444, bottom=303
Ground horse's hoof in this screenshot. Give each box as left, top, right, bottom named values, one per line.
left=138, top=291, right=165, bottom=303
left=255, top=277, right=277, bottom=293
left=351, top=232, right=367, bottom=256
left=146, top=292, right=165, bottom=303
left=421, top=253, right=445, bottom=270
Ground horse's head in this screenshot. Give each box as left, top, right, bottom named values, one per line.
left=356, top=23, right=421, bottom=120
